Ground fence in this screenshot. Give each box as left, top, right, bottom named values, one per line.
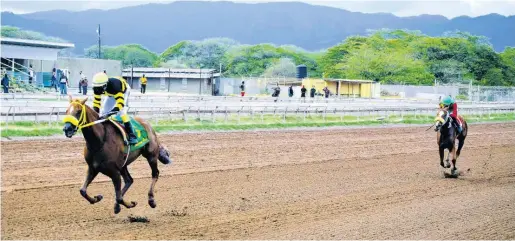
left=381, top=84, right=515, bottom=102
left=2, top=102, right=514, bottom=126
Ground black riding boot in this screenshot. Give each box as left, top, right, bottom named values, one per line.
left=124, top=121, right=138, bottom=145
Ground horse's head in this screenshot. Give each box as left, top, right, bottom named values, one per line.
left=62, top=95, right=89, bottom=138
left=434, top=108, right=450, bottom=132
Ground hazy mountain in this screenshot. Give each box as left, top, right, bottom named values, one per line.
left=2, top=1, right=514, bottom=53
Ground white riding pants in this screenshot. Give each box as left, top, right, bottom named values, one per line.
left=101, top=85, right=131, bottom=117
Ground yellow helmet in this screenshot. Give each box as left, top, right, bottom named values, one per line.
left=92, top=72, right=109, bottom=87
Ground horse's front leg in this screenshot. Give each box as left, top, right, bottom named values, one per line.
left=451, top=144, right=458, bottom=175
left=110, top=171, right=137, bottom=214
left=80, top=167, right=103, bottom=204
left=439, top=147, right=446, bottom=168
left=120, top=166, right=134, bottom=197
left=147, top=158, right=160, bottom=208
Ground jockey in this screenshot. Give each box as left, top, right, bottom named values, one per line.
left=440, top=95, right=463, bottom=133
left=92, top=72, right=138, bottom=145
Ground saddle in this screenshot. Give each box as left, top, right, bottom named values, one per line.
left=108, top=116, right=150, bottom=152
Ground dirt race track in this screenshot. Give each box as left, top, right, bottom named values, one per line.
left=2, top=122, right=515, bottom=239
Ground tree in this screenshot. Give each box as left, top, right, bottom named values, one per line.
left=1, top=25, right=67, bottom=43
left=262, top=58, right=297, bottom=77
left=84, top=44, right=158, bottom=67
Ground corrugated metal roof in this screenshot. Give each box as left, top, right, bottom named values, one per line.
left=0, top=37, right=75, bottom=49
left=324, top=78, right=375, bottom=83
left=123, top=67, right=217, bottom=74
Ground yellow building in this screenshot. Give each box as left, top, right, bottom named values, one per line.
left=302, top=78, right=379, bottom=98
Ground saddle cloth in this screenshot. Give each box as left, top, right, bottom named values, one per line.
left=109, top=116, right=150, bottom=152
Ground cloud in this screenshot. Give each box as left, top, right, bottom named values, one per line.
left=1, top=0, right=514, bottom=18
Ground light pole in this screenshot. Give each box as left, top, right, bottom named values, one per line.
left=97, top=24, right=101, bottom=59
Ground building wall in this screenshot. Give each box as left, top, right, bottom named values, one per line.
left=129, top=77, right=213, bottom=95
left=302, top=78, right=326, bottom=93
left=339, top=82, right=361, bottom=97
left=56, top=57, right=122, bottom=86
left=30, top=57, right=122, bottom=87
left=381, top=85, right=459, bottom=98
left=360, top=83, right=371, bottom=98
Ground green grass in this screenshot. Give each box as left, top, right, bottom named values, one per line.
left=1, top=112, right=514, bottom=138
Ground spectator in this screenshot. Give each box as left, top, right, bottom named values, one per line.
left=51, top=70, right=58, bottom=92
left=78, top=71, right=86, bottom=93
left=80, top=76, right=88, bottom=95
left=103, top=70, right=107, bottom=74
left=310, top=85, right=316, bottom=98
left=140, top=74, right=147, bottom=94
left=59, top=71, right=69, bottom=95
left=2, top=71, right=10, bottom=93
left=28, top=65, right=34, bottom=85
left=323, top=86, right=330, bottom=98
left=240, top=81, right=245, bottom=97
left=288, top=85, right=294, bottom=97
left=301, top=85, right=306, bottom=98
left=272, top=83, right=281, bottom=97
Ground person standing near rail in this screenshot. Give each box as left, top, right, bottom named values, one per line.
left=140, top=74, right=147, bottom=94
left=28, top=65, right=34, bottom=85
left=240, top=81, right=245, bottom=97
left=1, top=70, right=10, bottom=93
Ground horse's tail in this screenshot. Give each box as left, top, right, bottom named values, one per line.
left=135, top=116, right=172, bottom=165
left=158, top=144, right=172, bottom=165
left=149, top=123, right=172, bottom=165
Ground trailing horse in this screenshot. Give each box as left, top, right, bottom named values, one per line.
left=434, top=108, right=468, bottom=176
left=62, top=96, right=172, bottom=214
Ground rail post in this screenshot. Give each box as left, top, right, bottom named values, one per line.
left=224, top=106, right=228, bottom=123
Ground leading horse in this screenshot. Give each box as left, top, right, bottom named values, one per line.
left=62, top=96, right=172, bottom=214
left=434, top=108, right=468, bottom=176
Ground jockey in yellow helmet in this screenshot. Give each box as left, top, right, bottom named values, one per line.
left=91, top=72, right=138, bottom=145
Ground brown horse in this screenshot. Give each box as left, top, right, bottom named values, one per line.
left=434, top=108, right=468, bottom=176
left=62, top=96, right=172, bottom=214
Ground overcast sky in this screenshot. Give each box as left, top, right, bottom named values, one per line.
left=2, top=0, right=515, bottom=18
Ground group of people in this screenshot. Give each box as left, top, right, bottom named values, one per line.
left=288, top=85, right=330, bottom=98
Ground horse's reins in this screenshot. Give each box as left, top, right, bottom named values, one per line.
left=426, top=108, right=449, bottom=131
left=63, top=101, right=131, bottom=167
left=63, top=101, right=107, bottom=130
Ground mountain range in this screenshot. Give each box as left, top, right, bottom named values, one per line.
left=2, top=1, right=514, bottom=54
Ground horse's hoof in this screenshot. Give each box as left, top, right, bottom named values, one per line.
left=149, top=199, right=157, bottom=208
left=114, top=205, right=121, bottom=214
left=130, top=201, right=137, bottom=208
left=95, top=195, right=103, bottom=203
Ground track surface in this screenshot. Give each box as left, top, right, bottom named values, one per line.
left=2, top=123, right=515, bottom=239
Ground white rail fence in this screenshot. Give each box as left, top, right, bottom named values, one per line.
left=1, top=104, right=514, bottom=126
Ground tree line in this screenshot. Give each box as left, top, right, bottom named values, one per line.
left=2, top=26, right=514, bottom=86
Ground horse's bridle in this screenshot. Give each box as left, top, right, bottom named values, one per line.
left=63, top=101, right=107, bottom=131
left=434, top=109, right=450, bottom=131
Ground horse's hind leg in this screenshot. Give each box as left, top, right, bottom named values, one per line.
left=120, top=166, right=134, bottom=197
left=439, top=147, right=446, bottom=168
left=147, top=158, right=159, bottom=208
left=80, top=167, right=103, bottom=204
left=110, top=171, right=137, bottom=214
left=456, top=137, right=466, bottom=159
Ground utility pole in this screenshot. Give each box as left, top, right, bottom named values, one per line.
left=130, top=63, right=134, bottom=88
left=97, top=24, right=101, bottom=59
left=199, top=66, right=202, bottom=95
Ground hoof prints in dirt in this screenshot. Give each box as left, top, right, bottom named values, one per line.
left=165, top=207, right=188, bottom=217
left=126, top=215, right=150, bottom=223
